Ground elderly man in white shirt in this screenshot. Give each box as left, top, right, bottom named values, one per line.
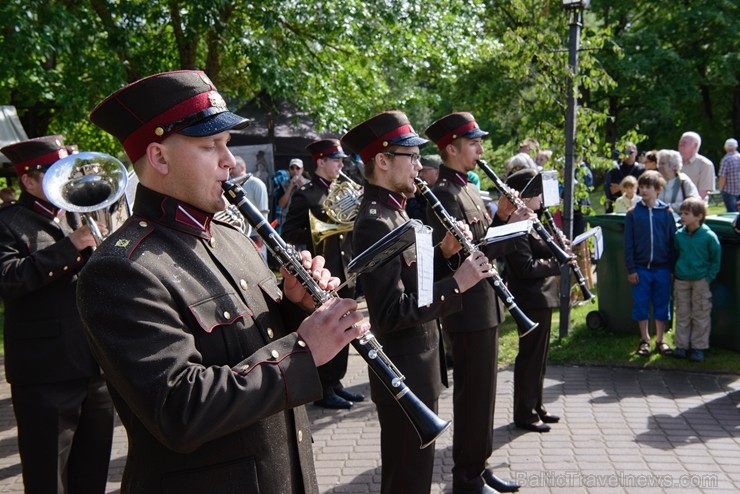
left=678, top=131, right=715, bottom=200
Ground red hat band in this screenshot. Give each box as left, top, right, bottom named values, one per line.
left=435, top=120, right=479, bottom=150
left=360, top=124, right=414, bottom=163
left=121, top=90, right=226, bottom=163
left=14, top=148, right=69, bottom=177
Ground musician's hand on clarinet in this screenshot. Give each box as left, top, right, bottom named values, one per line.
left=296, top=297, right=369, bottom=366
left=453, top=250, right=496, bottom=292
left=439, top=222, right=472, bottom=258
left=281, top=252, right=340, bottom=311
left=509, top=206, right=537, bottom=224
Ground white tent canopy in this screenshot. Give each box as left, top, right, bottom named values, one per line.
left=0, top=105, right=28, bottom=165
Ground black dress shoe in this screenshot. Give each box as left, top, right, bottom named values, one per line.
left=515, top=420, right=551, bottom=433
left=334, top=386, right=365, bottom=402
left=314, top=391, right=353, bottom=410
left=452, top=484, right=499, bottom=494
left=483, top=471, right=520, bottom=492
left=540, top=413, right=560, bottom=424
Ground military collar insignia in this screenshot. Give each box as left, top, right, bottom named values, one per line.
left=364, top=183, right=406, bottom=211
left=439, top=164, right=468, bottom=186
left=132, top=184, right=212, bottom=240
left=315, top=176, right=332, bottom=189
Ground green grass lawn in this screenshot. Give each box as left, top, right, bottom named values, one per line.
left=496, top=301, right=740, bottom=375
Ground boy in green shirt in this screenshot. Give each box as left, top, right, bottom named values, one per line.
left=673, top=197, right=722, bottom=362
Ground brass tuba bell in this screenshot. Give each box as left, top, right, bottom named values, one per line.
left=42, top=151, right=129, bottom=246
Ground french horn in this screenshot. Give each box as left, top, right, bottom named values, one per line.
left=309, top=170, right=362, bottom=249
left=42, top=151, right=129, bottom=246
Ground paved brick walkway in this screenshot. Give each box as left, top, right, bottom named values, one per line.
left=1, top=349, right=738, bottom=493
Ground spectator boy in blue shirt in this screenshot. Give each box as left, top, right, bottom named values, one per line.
left=625, top=170, right=677, bottom=357
left=672, top=197, right=721, bottom=362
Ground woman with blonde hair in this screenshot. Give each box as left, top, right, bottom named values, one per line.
left=657, top=149, right=699, bottom=216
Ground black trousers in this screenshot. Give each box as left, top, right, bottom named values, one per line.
left=376, top=396, right=438, bottom=494
left=513, top=307, right=553, bottom=425
left=11, top=374, right=114, bottom=494
left=448, top=327, right=499, bottom=490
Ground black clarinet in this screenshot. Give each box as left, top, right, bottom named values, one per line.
left=541, top=209, right=594, bottom=302
left=476, top=160, right=572, bottom=264
left=222, top=181, right=450, bottom=449
left=413, top=178, right=539, bottom=338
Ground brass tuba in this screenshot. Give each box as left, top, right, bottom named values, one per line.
left=42, top=151, right=129, bottom=246
left=309, top=170, right=363, bottom=248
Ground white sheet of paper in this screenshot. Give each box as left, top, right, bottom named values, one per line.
left=572, top=226, right=603, bottom=260
left=541, top=170, right=560, bottom=207
left=415, top=226, right=434, bottom=307
left=483, top=220, right=532, bottom=244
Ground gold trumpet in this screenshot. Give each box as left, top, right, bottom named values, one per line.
left=309, top=170, right=363, bottom=248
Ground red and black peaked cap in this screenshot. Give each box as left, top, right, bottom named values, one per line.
left=89, top=70, right=250, bottom=163
left=342, top=111, right=428, bottom=164
left=306, top=139, right=348, bottom=163
left=424, top=112, right=489, bottom=151
left=1, top=135, right=68, bottom=177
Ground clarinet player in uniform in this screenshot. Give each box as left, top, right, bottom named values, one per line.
left=424, top=112, right=521, bottom=494
left=78, top=70, right=368, bottom=493
left=281, top=138, right=363, bottom=409
left=501, top=168, right=563, bottom=433
left=343, top=110, right=495, bottom=494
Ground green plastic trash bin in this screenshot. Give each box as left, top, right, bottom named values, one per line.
left=586, top=214, right=639, bottom=333
left=703, top=214, right=740, bottom=352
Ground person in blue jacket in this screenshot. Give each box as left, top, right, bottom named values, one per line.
left=624, top=170, right=677, bottom=357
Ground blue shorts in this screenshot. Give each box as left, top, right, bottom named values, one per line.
left=631, top=266, right=671, bottom=321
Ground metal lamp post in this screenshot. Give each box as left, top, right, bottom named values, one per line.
left=559, top=0, right=589, bottom=337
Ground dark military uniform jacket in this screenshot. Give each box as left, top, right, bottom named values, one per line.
left=353, top=183, right=463, bottom=405
left=77, top=185, right=321, bottom=494
left=0, top=191, right=100, bottom=385
left=426, top=165, right=504, bottom=332
left=504, top=232, right=561, bottom=310
left=281, top=176, right=354, bottom=297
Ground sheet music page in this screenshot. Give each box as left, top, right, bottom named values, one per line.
left=541, top=170, right=560, bottom=207
left=415, top=226, right=434, bottom=307
left=483, top=220, right=532, bottom=245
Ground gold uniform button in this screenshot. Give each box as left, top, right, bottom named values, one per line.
left=339, top=234, right=344, bottom=240
left=223, top=311, right=231, bottom=320
left=76, top=256, right=82, bottom=262
left=298, top=430, right=303, bottom=442
left=341, top=251, right=345, bottom=256
left=63, top=265, right=69, bottom=271
left=271, top=350, right=279, bottom=359
left=454, top=288, right=460, bottom=294
left=48, top=271, right=54, bottom=277
left=267, top=328, right=274, bottom=339
left=477, top=205, right=481, bottom=210
left=139, top=221, right=148, bottom=228
left=210, top=238, right=217, bottom=248
left=240, top=279, right=248, bottom=290
left=440, top=295, right=445, bottom=302
left=298, top=340, right=306, bottom=348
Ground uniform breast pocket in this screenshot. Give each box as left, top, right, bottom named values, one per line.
left=189, top=293, right=252, bottom=334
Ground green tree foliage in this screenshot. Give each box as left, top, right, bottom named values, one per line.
left=589, top=0, right=740, bottom=164
left=1, top=0, right=736, bottom=172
